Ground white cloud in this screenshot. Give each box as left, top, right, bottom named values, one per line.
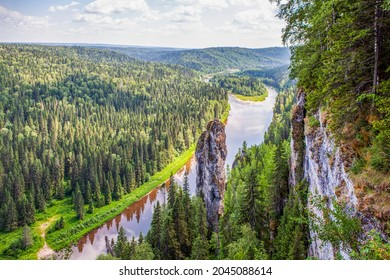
left=49, top=1, right=79, bottom=12
left=233, top=9, right=276, bottom=30
left=197, top=0, right=228, bottom=10
left=165, top=6, right=201, bottom=23
left=74, top=13, right=135, bottom=30
left=228, top=0, right=258, bottom=7
left=164, top=21, right=204, bottom=33
left=215, top=3, right=283, bottom=35
left=176, top=0, right=228, bottom=10
left=84, top=0, right=149, bottom=14
left=0, top=5, right=49, bottom=30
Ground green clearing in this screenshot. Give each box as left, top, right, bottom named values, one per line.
left=233, top=92, right=268, bottom=102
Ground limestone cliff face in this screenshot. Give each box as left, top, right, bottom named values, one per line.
left=196, top=119, right=227, bottom=231
left=290, top=91, right=386, bottom=259
left=303, top=110, right=358, bottom=259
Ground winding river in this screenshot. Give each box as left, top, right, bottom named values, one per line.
left=70, top=87, right=278, bottom=259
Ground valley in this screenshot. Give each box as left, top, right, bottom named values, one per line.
left=70, top=88, right=278, bottom=259
left=1, top=0, right=389, bottom=260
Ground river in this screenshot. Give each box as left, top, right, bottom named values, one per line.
left=70, top=87, right=278, bottom=259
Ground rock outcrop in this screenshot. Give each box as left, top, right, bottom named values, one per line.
left=196, top=119, right=227, bottom=231
left=303, top=110, right=358, bottom=259
left=290, top=91, right=386, bottom=259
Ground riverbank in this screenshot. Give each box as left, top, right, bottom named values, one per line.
left=70, top=86, right=277, bottom=259
left=233, top=91, right=268, bottom=102
left=46, top=143, right=199, bottom=252
left=46, top=103, right=230, bottom=252
left=0, top=104, right=230, bottom=260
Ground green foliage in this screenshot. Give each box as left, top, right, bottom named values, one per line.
left=274, top=0, right=390, bottom=174
left=273, top=181, right=308, bottom=260
left=310, top=197, right=362, bottom=254
left=220, top=88, right=297, bottom=259
left=226, top=225, right=268, bottom=260
left=211, top=76, right=267, bottom=97
left=350, top=157, right=367, bottom=175
left=21, top=225, right=33, bottom=250
left=351, top=230, right=390, bottom=260
left=96, top=254, right=118, bottom=260
left=115, top=46, right=290, bottom=73
left=369, top=83, right=390, bottom=171
left=0, top=226, right=42, bottom=259
left=146, top=177, right=193, bottom=259
left=309, top=197, right=390, bottom=259
left=44, top=143, right=198, bottom=252
left=239, top=65, right=293, bottom=89
left=0, top=44, right=228, bottom=254
left=47, top=216, right=65, bottom=234
left=145, top=182, right=210, bottom=260
left=308, top=116, right=320, bottom=128
left=131, top=242, right=154, bottom=260
left=113, top=227, right=129, bottom=259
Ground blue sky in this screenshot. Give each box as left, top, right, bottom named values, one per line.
left=0, top=0, right=284, bottom=48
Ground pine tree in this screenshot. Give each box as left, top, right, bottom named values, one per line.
left=88, top=199, right=94, bottom=214
left=147, top=201, right=162, bottom=258
left=161, top=213, right=181, bottom=259
left=173, top=192, right=190, bottom=257
left=138, top=232, right=144, bottom=244
left=21, top=224, right=33, bottom=250
left=74, top=185, right=85, bottom=220
left=114, top=227, right=129, bottom=259
left=239, top=164, right=263, bottom=233
left=167, top=174, right=176, bottom=209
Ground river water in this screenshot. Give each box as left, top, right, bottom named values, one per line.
left=70, top=87, right=278, bottom=259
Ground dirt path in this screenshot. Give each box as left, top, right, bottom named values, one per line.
left=37, top=218, right=56, bottom=260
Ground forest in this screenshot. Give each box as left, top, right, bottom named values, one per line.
left=1, top=0, right=389, bottom=261
left=0, top=44, right=228, bottom=258
left=97, top=85, right=303, bottom=260
left=211, top=76, right=268, bottom=101
left=100, top=80, right=389, bottom=260
left=95, top=0, right=390, bottom=260
left=275, top=0, right=390, bottom=174
left=113, top=46, right=291, bottom=73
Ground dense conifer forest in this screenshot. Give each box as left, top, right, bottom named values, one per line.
left=112, top=46, right=291, bottom=73
left=211, top=76, right=268, bottom=98
left=0, top=44, right=228, bottom=255
left=99, top=86, right=300, bottom=260
left=1, top=0, right=389, bottom=261
left=275, top=0, right=390, bottom=172
left=97, top=0, right=390, bottom=260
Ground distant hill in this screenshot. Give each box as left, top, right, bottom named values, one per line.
left=111, top=46, right=290, bottom=73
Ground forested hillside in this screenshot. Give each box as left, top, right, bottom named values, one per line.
left=0, top=44, right=228, bottom=257
left=276, top=0, right=390, bottom=172
left=113, top=47, right=290, bottom=73
left=211, top=76, right=268, bottom=101
left=96, top=86, right=295, bottom=260
left=272, top=0, right=390, bottom=259
left=99, top=0, right=390, bottom=260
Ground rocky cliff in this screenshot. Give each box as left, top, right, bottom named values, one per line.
left=196, top=119, right=227, bottom=231
left=290, top=91, right=387, bottom=259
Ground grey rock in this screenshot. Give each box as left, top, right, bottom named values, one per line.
left=196, top=119, right=227, bottom=231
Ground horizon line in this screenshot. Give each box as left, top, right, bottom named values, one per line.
left=0, top=41, right=287, bottom=50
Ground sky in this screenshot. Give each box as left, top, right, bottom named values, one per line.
left=0, top=0, right=285, bottom=48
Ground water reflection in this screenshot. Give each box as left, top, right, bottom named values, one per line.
left=70, top=88, right=277, bottom=259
